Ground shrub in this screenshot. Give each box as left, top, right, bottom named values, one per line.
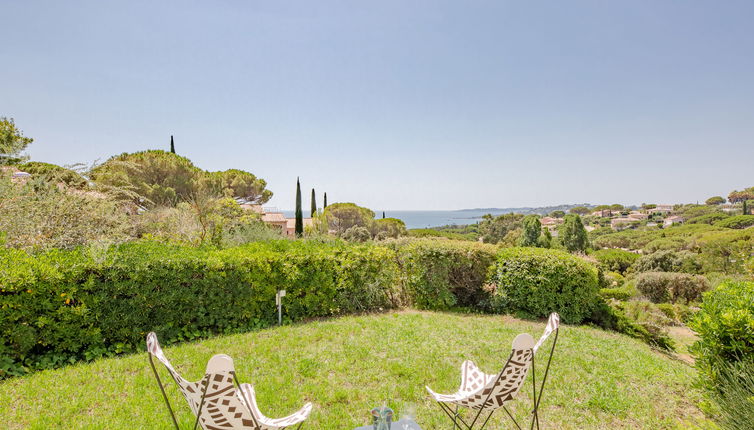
left=599, top=281, right=636, bottom=301
left=489, top=247, right=600, bottom=324
left=705, top=359, right=754, bottom=430
left=714, top=215, right=754, bottom=229
left=0, top=240, right=401, bottom=378
left=632, top=250, right=702, bottom=274
left=690, top=281, right=754, bottom=381
left=687, top=212, right=729, bottom=225
left=635, top=272, right=709, bottom=304
left=591, top=249, right=639, bottom=274
left=342, top=226, right=371, bottom=242
left=589, top=299, right=674, bottom=350
left=655, top=303, right=695, bottom=326
left=391, top=239, right=498, bottom=310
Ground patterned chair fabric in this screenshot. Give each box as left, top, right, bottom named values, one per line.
left=426, top=313, right=560, bottom=429
left=426, top=333, right=535, bottom=410
left=146, top=332, right=312, bottom=430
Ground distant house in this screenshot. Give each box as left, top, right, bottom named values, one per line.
left=664, top=216, right=683, bottom=227
left=627, top=212, right=648, bottom=221
left=284, top=218, right=314, bottom=237
left=649, top=205, right=674, bottom=214
left=261, top=210, right=288, bottom=231
left=539, top=217, right=563, bottom=226
left=239, top=203, right=264, bottom=214
left=591, top=209, right=612, bottom=218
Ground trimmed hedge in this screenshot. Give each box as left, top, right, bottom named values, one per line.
left=0, top=240, right=400, bottom=378
left=390, top=238, right=498, bottom=310
left=488, top=247, right=600, bottom=324
left=635, top=272, right=709, bottom=304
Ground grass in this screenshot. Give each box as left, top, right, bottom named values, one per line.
left=1, top=311, right=703, bottom=429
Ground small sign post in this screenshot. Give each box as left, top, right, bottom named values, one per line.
left=276, top=290, right=286, bottom=326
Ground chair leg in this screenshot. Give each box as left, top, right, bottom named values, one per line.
left=148, top=354, right=181, bottom=430
left=502, top=405, right=522, bottom=430
left=436, top=402, right=468, bottom=430
left=193, top=375, right=210, bottom=430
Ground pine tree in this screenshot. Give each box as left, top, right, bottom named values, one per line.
left=310, top=188, right=317, bottom=218
left=170, top=135, right=175, bottom=154
left=519, top=215, right=542, bottom=247
left=323, top=192, right=328, bottom=208
left=295, top=178, right=303, bottom=237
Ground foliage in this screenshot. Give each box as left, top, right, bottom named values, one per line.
left=310, top=188, right=316, bottom=218
left=635, top=272, right=710, bottom=304
left=548, top=210, right=565, bottom=218
left=372, top=218, right=407, bottom=239
left=295, top=178, right=303, bottom=237
left=568, top=206, right=590, bottom=215
left=489, top=247, right=600, bottom=323
left=591, top=249, right=639, bottom=274
left=478, top=213, right=523, bottom=244
left=686, top=212, right=729, bottom=225
left=204, top=169, right=272, bottom=205
left=408, top=227, right=477, bottom=241
left=519, top=215, right=541, bottom=247
left=704, top=359, right=754, bottom=430
left=632, top=250, right=702, bottom=274
left=728, top=187, right=754, bottom=204
left=559, top=214, right=589, bottom=252
left=706, top=196, right=726, bottom=205
left=0, top=240, right=401, bottom=377
left=588, top=299, right=674, bottom=350
left=318, top=202, right=375, bottom=236
left=91, top=151, right=272, bottom=208
left=0, top=117, right=33, bottom=165
left=0, top=175, right=132, bottom=251
left=690, top=281, right=754, bottom=382
left=391, top=239, right=498, bottom=311
left=18, top=162, right=88, bottom=189
left=341, top=225, right=371, bottom=242
left=714, top=215, right=754, bottom=229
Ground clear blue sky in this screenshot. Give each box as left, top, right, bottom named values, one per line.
left=3, top=1, right=753, bottom=210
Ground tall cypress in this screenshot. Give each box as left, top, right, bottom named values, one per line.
left=170, top=135, right=175, bottom=153
left=295, top=178, right=303, bottom=237
left=310, top=188, right=317, bottom=217
left=382, top=211, right=385, bottom=219
left=323, top=192, right=328, bottom=208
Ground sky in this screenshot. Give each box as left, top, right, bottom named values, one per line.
left=3, top=1, right=754, bottom=210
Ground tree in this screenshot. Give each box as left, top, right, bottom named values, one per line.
left=569, top=206, right=590, bottom=215
left=319, top=202, right=374, bottom=235
left=295, top=178, right=303, bottom=237
left=382, top=211, right=385, bottom=219
left=519, top=215, right=542, bottom=247
left=539, top=228, right=553, bottom=248
left=610, top=204, right=625, bottom=211
left=310, top=188, right=316, bottom=218
left=170, top=135, right=175, bottom=154
left=705, top=196, right=725, bottom=205
left=641, top=203, right=657, bottom=210
left=478, top=213, right=524, bottom=244
left=323, top=192, right=327, bottom=208
left=549, top=210, right=565, bottom=218
left=372, top=217, right=407, bottom=238
left=0, top=117, right=33, bottom=165
left=729, top=188, right=754, bottom=215
left=560, top=214, right=589, bottom=253
left=19, top=161, right=87, bottom=189
left=207, top=169, right=272, bottom=204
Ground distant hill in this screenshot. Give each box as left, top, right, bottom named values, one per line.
left=458, top=204, right=594, bottom=216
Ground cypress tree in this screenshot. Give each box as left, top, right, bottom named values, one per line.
left=311, top=188, right=317, bottom=218
left=170, top=135, right=175, bottom=154
left=744, top=200, right=749, bottom=215
left=382, top=211, right=385, bottom=219
left=295, top=178, right=303, bottom=237
left=323, top=192, right=328, bottom=208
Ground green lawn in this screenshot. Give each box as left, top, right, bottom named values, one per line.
left=1, top=311, right=703, bottom=429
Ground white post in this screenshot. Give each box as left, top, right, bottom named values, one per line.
left=276, top=290, right=286, bottom=326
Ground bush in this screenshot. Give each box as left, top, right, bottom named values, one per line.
left=705, top=359, right=754, bottom=430
left=686, top=212, right=729, bottom=225
left=635, top=272, right=709, bottom=304
left=0, top=240, right=401, bottom=378
left=599, top=282, right=637, bottom=301
left=489, top=247, right=600, bottom=324
left=591, top=249, right=639, bottom=274
left=342, top=225, right=371, bottom=242
left=690, top=281, right=754, bottom=382
left=391, top=239, right=498, bottom=310
left=589, top=299, right=674, bottom=350
left=632, top=250, right=702, bottom=274
left=714, top=215, right=754, bottom=229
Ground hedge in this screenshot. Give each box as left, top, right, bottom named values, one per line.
left=389, top=238, right=498, bottom=310
left=488, top=247, right=600, bottom=324
left=0, top=240, right=401, bottom=378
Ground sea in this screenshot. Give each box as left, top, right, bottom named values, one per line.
left=282, top=209, right=518, bottom=229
